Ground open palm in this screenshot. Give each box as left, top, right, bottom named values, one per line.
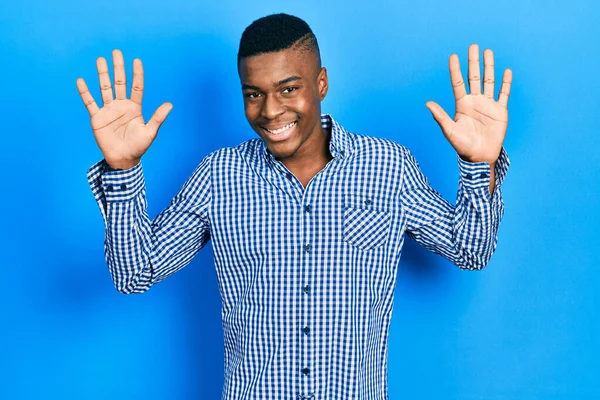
left=76, top=49, right=173, bottom=170
left=426, top=44, right=513, bottom=164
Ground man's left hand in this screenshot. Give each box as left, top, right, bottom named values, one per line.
left=426, top=44, right=513, bottom=165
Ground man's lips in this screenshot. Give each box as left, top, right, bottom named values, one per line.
left=259, top=120, right=298, bottom=142
left=261, top=121, right=297, bottom=134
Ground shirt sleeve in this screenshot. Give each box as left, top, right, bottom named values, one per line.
left=399, top=147, right=510, bottom=270
left=86, top=153, right=215, bottom=293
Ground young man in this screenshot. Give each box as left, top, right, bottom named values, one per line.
left=76, top=13, right=511, bottom=400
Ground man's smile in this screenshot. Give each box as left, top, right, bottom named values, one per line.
left=261, top=121, right=298, bottom=141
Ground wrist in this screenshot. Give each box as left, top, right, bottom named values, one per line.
left=105, top=159, right=140, bottom=171
left=458, top=154, right=497, bottom=165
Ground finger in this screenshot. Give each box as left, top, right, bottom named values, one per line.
left=146, top=102, right=173, bottom=137
left=425, top=101, right=455, bottom=140
left=468, top=44, right=482, bottom=95
left=76, top=78, right=100, bottom=116
left=77, top=78, right=100, bottom=117
left=483, top=49, right=495, bottom=99
left=113, top=49, right=127, bottom=100
left=449, top=54, right=467, bottom=102
left=96, top=57, right=113, bottom=105
left=130, top=58, right=144, bottom=105
left=498, top=68, right=513, bottom=108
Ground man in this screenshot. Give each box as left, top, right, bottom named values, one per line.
left=76, top=13, right=511, bottom=400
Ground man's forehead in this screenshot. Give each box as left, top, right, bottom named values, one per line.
left=239, top=48, right=314, bottom=82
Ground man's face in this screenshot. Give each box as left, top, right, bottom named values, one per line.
left=238, top=47, right=328, bottom=161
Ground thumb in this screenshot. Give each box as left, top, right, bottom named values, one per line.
left=146, top=102, right=173, bottom=138
left=425, top=101, right=454, bottom=140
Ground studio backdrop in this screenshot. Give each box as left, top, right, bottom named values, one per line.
left=1, top=0, right=598, bottom=398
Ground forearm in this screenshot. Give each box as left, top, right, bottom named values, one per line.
left=404, top=191, right=501, bottom=270
left=453, top=148, right=510, bottom=268
left=402, top=147, right=510, bottom=270
left=87, top=153, right=214, bottom=294
left=88, top=160, right=155, bottom=293
left=452, top=186, right=503, bottom=270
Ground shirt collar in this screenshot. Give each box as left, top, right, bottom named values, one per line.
left=260, top=114, right=354, bottom=163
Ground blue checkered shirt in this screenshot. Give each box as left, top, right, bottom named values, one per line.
left=87, top=114, right=509, bottom=400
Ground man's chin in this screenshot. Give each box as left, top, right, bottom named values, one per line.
left=259, top=132, right=290, bottom=148
left=267, top=145, right=296, bottom=160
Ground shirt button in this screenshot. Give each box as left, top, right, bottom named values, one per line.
left=120, top=184, right=127, bottom=190
left=465, top=173, right=473, bottom=179
left=304, top=244, right=312, bottom=253
left=479, top=172, right=489, bottom=178
left=364, top=198, right=372, bottom=206
left=302, top=326, right=310, bottom=335
left=302, top=285, right=311, bottom=294
left=106, top=185, right=113, bottom=192
left=304, top=205, right=312, bottom=212
left=286, top=172, right=294, bottom=180
left=302, top=367, right=310, bottom=375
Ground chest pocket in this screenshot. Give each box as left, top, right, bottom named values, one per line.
left=342, top=194, right=392, bottom=251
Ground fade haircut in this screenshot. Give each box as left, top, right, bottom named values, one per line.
left=237, top=13, right=321, bottom=67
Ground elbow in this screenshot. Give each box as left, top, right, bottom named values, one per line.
left=453, top=236, right=497, bottom=271
left=458, top=260, right=489, bottom=271
left=112, top=271, right=152, bottom=295
left=114, top=282, right=150, bottom=294
left=456, top=252, right=492, bottom=271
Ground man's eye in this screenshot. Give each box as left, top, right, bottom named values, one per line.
left=245, top=92, right=261, bottom=99
left=282, top=87, right=298, bottom=94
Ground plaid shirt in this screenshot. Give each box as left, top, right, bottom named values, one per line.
left=87, top=114, right=509, bottom=400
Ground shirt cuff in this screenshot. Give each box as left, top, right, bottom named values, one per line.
left=457, top=147, right=510, bottom=190
left=87, top=159, right=107, bottom=204
left=102, top=160, right=144, bottom=202
left=93, top=159, right=145, bottom=202
left=492, top=147, right=510, bottom=188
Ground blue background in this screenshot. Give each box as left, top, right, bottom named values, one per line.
left=1, top=0, right=598, bottom=398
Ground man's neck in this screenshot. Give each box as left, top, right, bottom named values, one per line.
left=279, top=126, right=333, bottom=186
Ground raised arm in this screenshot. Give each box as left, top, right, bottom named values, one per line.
left=79, top=50, right=211, bottom=293
left=401, top=44, right=513, bottom=270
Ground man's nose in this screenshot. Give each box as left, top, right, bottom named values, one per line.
left=260, top=94, right=285, bottom=120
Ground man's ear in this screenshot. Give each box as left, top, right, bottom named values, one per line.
left=318, top=67, right=328, bottom=101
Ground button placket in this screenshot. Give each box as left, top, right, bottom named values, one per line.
left=300, top=195, right=313, bottom=395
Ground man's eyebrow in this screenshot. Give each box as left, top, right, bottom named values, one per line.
left=241, top=83, right=261, bottom=91
left=277, top=75, right=302, bottom=86
left=241, top=76, right=303, bottom=91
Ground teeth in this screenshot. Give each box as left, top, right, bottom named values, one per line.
left=265, top=121, right=296, bottom=134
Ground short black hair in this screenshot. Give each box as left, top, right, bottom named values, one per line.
left=237, top=13, right=320, bottom=65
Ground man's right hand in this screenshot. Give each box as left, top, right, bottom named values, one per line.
left=76, top=49, right=173, bottom=170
